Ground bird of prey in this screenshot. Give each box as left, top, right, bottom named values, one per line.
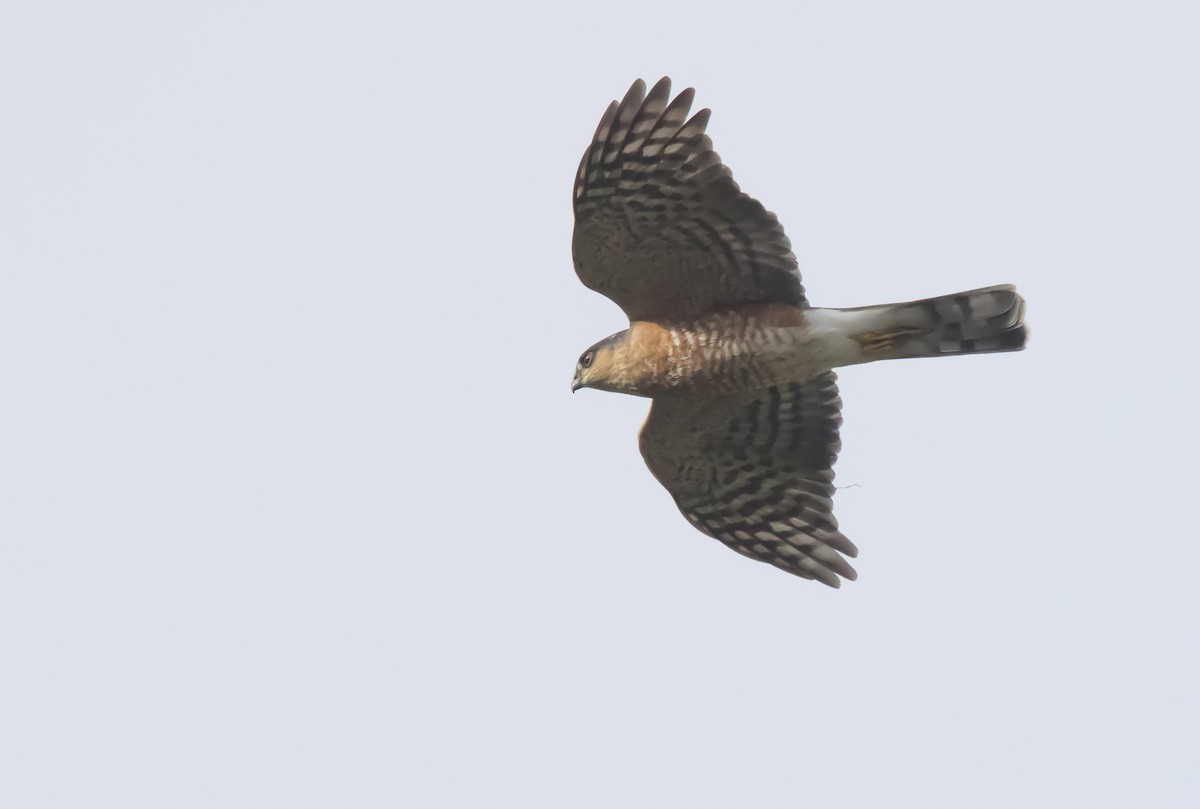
left=570, top=78, right=1027, bottom=587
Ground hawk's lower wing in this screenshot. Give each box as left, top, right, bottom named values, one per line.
left=638, top=373, right=857, bottom=587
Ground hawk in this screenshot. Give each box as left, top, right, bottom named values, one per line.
left=570, top=78, right=1027, bottom=587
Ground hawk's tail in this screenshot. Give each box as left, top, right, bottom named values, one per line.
left=846, top=284, right=1028, bottom=360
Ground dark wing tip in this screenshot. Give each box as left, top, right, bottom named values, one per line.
left=618, top=78, right=647, bottom=114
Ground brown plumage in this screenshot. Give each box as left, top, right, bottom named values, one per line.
left=571, top=78, right=1028, bottom=587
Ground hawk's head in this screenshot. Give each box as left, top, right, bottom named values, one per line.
left=571, top=331, right=629, bottom=394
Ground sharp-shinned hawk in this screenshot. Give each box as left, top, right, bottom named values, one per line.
left=570, top=78, right=1027, bottom=587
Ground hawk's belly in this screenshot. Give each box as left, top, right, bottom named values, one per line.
left=630, top=309, right=858, bottom=397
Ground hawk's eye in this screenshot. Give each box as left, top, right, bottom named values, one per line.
left=580, top=351, right=594, bottom=368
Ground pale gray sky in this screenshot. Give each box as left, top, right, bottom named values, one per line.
left=2, top=1, right=1198, bottom=807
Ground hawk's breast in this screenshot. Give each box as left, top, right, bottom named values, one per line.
left=627, top=305, right=824, bottom=396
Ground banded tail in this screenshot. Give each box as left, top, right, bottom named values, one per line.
left=841, top=284, right=1028, bottom=361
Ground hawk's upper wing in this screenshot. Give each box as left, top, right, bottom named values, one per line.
left=638, top=373, right=857, bottom=587
left=573, top=78, right=806, bottom=323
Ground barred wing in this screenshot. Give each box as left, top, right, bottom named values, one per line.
left=573, top=77, right=806, bottom=323
left=639, top=373, right=857, bottom=587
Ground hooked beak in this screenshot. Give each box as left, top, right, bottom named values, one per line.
left=571, top=378, right=582, bottom=393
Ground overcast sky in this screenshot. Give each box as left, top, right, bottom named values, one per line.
left=2, top=2, right=1198, bottom=807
